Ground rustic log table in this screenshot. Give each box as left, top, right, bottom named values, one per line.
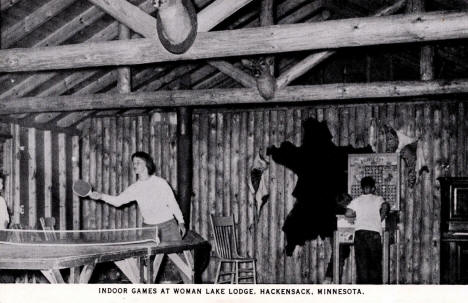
left=0, top=230, right=209, bottom=284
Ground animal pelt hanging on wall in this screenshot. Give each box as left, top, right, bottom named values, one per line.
left=248, top=152, right=270, bottom=222
left=381, top=123, right=429, bottom=188
left=267, top=118, right=373, bottom=256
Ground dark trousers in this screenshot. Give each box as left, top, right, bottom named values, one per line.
left=354, top=230, right=382, bottom=284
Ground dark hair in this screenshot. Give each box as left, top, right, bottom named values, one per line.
left=361, top=176, right=376, bottom=189
left=131, top=151, right=156, bottom=175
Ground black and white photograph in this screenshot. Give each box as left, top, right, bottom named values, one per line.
left=0, top=0, right=467, bottom=301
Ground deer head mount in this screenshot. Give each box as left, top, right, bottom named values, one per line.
left=242, top=57, right=276, bottom=100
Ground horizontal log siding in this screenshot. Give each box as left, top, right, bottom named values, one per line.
left=80, top=99, right=467, bottom=284
left=2, top=125, right=78, bottom=230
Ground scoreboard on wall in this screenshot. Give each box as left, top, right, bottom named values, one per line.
left=348, top=153, right=400, bottom=211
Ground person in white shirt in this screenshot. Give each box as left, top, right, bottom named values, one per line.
left=0, top=174, right=10, bottom=229
left=89, top=151, right=186, bottom=241
left=345, top=176, right=389, bottom=284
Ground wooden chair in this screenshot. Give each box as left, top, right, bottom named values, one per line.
left=40, top=217, right=56, bottom=241
left=210, top=214, right=257, bottom=284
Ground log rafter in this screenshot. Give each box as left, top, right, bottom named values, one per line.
left=1, top=0, right=76, bottom=49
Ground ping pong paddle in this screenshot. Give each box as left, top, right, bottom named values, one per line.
left=73, top=180, right=92, bottom=197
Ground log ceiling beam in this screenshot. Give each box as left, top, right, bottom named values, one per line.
left=1, top=11, right=467, bottom=73
left=88, top=0, right=257, bottom=87
left=1, top=79, right=468, bottom=114
left=276, top=0, right=407, bottom=89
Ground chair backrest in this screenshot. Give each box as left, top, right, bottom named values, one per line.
left=210, top=215, right=239, bottom=259
left=40, top=217, right=56, bottom=241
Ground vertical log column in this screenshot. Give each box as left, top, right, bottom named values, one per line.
left=117, top=24, right=132, bottom=92
left=259, top=0, right=275, bottom=97
left=407, top=0, right=434, bottom=284
left=117, top=24, right=133, bottom=230
left=177, top=107, right=192, bottom=226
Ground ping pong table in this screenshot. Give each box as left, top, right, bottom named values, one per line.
left=0, top=230, right=210, bottom=284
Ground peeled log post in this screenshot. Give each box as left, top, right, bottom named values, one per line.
left=412, top=106, right=422, bottom=283
left=258, top=0, right=276, bottom=99
left=432, top=107, right=442, bottom=283
left=177, top=107, right=193, bottom=227
left=410, top=0, right=434, bottom=283
left=117, top=24, right=132, bottom=92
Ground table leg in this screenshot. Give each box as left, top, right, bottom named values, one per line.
left=41, top=270, right=65, bottom=283
left=115, top=258, right=141, bottom=284
left=168, top=251, right=193, bottom=283
left=79, top=264, right=96, bottom=283
left=140, top=255, right=153, bottom=284
left=68, top=267, right=77, bottom=283
left=152, top=254, right=164, bottom=283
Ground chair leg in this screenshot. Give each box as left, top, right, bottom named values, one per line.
left=214, top=261, right=222, bottom=284
left=235, top=262, right=239, bottom=284
left=230, top=262, right=235, bottom=284
left=252, top=261, right=257, bottom=284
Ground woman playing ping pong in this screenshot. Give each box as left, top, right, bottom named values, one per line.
left=88, top=151, right=186, bottom=241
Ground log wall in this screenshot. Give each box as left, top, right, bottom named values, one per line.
left=2, top=124, right=79, bottom=230
left=80, top=99, right=468, bottom=284
left=80, top=113, right=178, bottom=230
